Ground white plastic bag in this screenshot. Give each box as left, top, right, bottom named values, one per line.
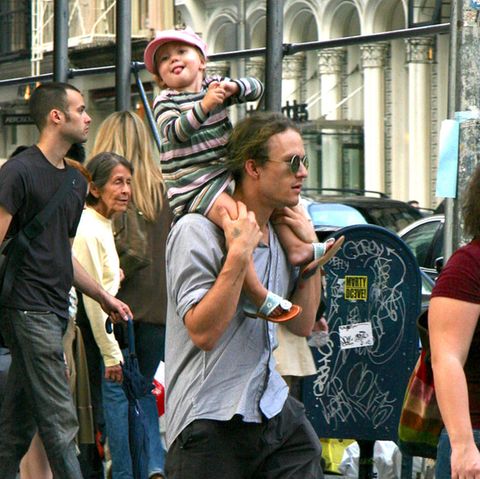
left=339, top=441, right=401, bottom=478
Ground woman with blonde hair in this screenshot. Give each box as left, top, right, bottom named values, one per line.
left=91, top=111, right=172, bottom=479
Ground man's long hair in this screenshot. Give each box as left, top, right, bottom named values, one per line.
left=226, top=112, right=299, bottom=183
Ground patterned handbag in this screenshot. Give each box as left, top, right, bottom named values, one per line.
left=397, top=309, right=444, bottom=458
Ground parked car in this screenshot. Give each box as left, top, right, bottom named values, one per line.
left=302, top=188, right=423, bottom=233
left=398, top=215, right=444, bottom=281
left=302, top=189, right=433, bottom=311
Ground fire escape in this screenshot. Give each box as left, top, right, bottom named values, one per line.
left=30, top=0, right=119, bottom=77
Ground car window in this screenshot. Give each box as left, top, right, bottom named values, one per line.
left=360, top=207, right=423, bottom=232
left=429, top=225, right=444, bottom=268
left=421, top=271, right=434, bottom=295
left=401, top=221, right=442, bottom=268
left=307, top=203, right=368, bottom=228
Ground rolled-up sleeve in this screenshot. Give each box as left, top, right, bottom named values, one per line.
left=166, top=215, right=225, bottom=323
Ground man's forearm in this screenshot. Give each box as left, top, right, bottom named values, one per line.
left=72, top=255, right=105, bottom=303
left=184, top=247, right=250, bottom=351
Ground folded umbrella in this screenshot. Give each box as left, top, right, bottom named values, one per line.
left=121, top=319, right=151, bottom=479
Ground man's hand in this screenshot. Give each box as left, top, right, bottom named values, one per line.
left=104, top=364, right=123, bottom=383
left=183, top=201, right=261, bottom=351
left=99, top=291, right=132, bottom=324
left=271, top=205, right=317, bottom=243
left=219, top=201, right=261, bottom=257
left=72, top=256, right=132, bottom=323
left=201, top=81, right=226, bottom=113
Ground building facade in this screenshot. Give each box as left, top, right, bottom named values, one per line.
left=0, top=0, right=450, bottom=208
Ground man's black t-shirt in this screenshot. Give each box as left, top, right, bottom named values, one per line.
left=0, top=145, right=87, bottom=319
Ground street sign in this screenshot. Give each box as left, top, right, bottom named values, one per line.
left=2, top=114, right=34, bottom=125
left=304, top=224, right=422, bottom=442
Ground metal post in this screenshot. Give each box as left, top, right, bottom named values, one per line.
left=115, top=0, right=131, bottom=111
left=400, top=454, right=413, bottom=479
left=444, top=0, right=480, bottom=259
left=132, top=63, right=161, bottom=154
left=53, top=0, right=69, bottom=82
left=237, top=0, right=246, bottom=78
left=237, top=0, right=247, bottom=118
left=357, top=440, right=375, bottom=479
left=264, top=0, right=284, bottom=112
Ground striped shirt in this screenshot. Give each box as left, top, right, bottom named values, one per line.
left=153, top=76, right=264, bottom=217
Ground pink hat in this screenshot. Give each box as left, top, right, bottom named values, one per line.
left=144, top=26, right=208, bottom=74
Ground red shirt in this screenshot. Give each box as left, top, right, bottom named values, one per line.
left=431, top=239, right=480, bottom=427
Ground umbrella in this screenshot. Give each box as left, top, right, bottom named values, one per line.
left=121, top=319, right=151, bottom=479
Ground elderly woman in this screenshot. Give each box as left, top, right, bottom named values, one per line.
left=91, top=111, right=172, bottom=479
left=430, top=163, right=480, bottom=478
left=73, top=152, right=133, bottom=479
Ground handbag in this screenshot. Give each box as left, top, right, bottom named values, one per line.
left=397, top=309, right=444, bottom=459
left=113, top=204, right=151, bottom=277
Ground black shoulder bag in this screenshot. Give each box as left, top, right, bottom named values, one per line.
left=0, top=167, right=77, bottom=304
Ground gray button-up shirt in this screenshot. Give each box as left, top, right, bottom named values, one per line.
left=165, top=214, right=297, bottom=447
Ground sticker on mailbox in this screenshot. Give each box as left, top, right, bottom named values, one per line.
left=339, top=322, right=374, bottom=349
left=344, top=275, right=368, bottom=301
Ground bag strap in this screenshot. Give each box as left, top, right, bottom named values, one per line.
left=416, top=308, right=431, bottom=362
left=0, top=167, right=77, bottom=302
left=0, top=238, right=11, bottom=256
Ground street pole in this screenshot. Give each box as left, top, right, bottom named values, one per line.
left=237, top=0, right=246, bottom=118
left=237, top=0, right=246, bottom=78
left=115, top=0, right=131, bottom=111
left=53, top=0, right=69, bottom=83
left=444, top=0, right=480, bottom=259
left=264, top=0, right=284, bottom=112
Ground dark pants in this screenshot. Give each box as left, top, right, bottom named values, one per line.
left=0, top=308, right=83, bottom=479
left=165, top=395, right=323, bottom=479
left=135, top=322, right=166, bottom=476
left=76, top=298, right=105, bottom=479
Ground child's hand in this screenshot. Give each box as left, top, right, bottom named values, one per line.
left=272, top=205, right=317, bottom=243
left=220, top=81, right=240, bottom=99
left=201, top=81, right=226, bottom=113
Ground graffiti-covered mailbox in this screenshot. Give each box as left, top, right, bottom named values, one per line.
left=304, top=224, right=422, bottom=442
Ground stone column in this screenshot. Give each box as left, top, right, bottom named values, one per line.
left=246, top=58, right=265, bottom=82
left=360, top=43, right=388, bottom=193
left=318, top=48, right=344, bottom=189
left=406, top=37, right=433, bottom=208
left=207, top=61, right=230, bottom=78
left=282, top=53, right=305, bottom=107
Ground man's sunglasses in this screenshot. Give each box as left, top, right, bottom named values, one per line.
left=267, top=154, right=309, bottom=173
